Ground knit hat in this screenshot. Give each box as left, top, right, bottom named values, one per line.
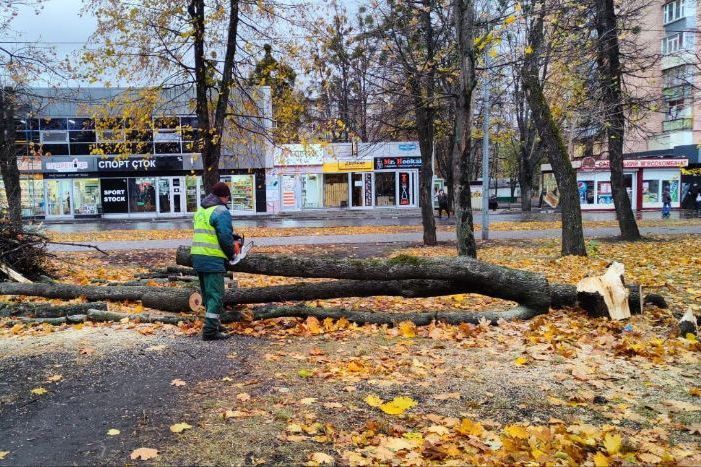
left=211, top=182, right=231, bottom=198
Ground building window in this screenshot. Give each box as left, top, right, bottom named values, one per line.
left=73, top=178, right=101, bottom=215
left=128, top=178, right=157, bottom=212
left=661, top=32, right=690, bottom=55
left=40, top=130, right=68, bottom=143
left=666, top=99, right=686, bottom=120
left=323, top=173, right=349, bottom=208
left=663, top=0, right=685, bottom=24
left=577, top=180, right=595, bottom=205
left=643, top=180, right=660, bottom=203
left=375, top=172, right=397, bottom=206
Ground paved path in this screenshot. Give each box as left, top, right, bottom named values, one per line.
left=48, top=225, right=701, bottom=252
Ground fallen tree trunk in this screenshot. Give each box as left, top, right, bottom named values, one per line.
left=222, top=304, right=546, bottom=326
left=176, top=247, right=552, bottom=314
left=3, top=309, right=193, bottom=326
left=0, top=282, right=195, bottom=313
left=0, top=301, right=107, bottom=318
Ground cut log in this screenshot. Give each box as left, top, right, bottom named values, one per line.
left=575, top=262, right=630, bottom=320
left=0, top=282, right=196, bottom=313
left=0, top=260, right=32, bottom=283
left=222, top=304, right=546, bottom=326
left=0, top=301, right=107, bottom=318
left=176, top=247, right=552, bottom=315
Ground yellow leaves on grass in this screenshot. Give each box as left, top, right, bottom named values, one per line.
left=603, top=432, right=622, bottom=455
left=455, top=418, right=484, bottom=437
left=308, top=452, right=334, bottom=465
left=170, top=423, right=192, bottom=433
left=503, top=424, right=529, bottom=439
left=398, top=321, right=417, bottom=338
left=513, top=356, right=528, bottom=366
left=364, top=394, right=417, bottom=415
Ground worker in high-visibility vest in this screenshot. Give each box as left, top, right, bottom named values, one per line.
left=191, top=182, right=235, bottom=341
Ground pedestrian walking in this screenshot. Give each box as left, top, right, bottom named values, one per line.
left=662, top=188, right=672, bottom=219
left=696, top=191, right=701, bottom=214
left=436, top=189, right=449, bottom=218
left=191, top=182, right=235, bottom=341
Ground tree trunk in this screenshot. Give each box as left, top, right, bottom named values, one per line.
left=177, top=246, right=551, bottom=313
left=0, top=301, right=107, bottom=318
left=521, top=12, right=586, bottom=256
left=0, top=282, right=196, bottom=313
left=452, top=0, right=477, bottom=257
left=0, top=89, right=23, bottom=228
left=594, top=0, right=640, bottom=240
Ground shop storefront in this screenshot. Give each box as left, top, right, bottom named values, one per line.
left=14, top=155, right=266, bottom=219
left=273, top=142, right=421, bottom=211
left=541, top=157, right=687, bottom=211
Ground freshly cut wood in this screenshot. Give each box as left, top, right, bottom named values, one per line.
left=679, top=308, right=698, bottom=337
left=551, top=283, right=643, bottom=315
left=0, top=301, right=107, bottom=318
left=576, top=262, right=630, bottom=320
left=176, top=247, right=552, bottom=314
left=0, top=260, right=32, bottom=283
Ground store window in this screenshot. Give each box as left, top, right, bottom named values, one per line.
left=46, top=179, right=73, bottom=216
left=186, top=176, right=200, bottom=212
left=643, top=180, right=660, bottom=203
left=128, top=177, right=157, bottom=212
left=596, top=181, right=613, bottom=205
left=302, top=174, right=323, bottom=208
left=662, top=179, right=680, bottom=202
left=73, top=179, right=101, bottom=215
left=375, top=172, right=396, bottom=206
left=20, top=178, right=44, bottom=217
left=578, top=180, right=595, bottom=204
left=228, top=175, right=255, bottom=211
left=323, top=173, right=349, bottom=208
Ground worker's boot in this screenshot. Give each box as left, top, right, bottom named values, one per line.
left=202, top=313, right=230, bottom=341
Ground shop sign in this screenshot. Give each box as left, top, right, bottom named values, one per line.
left=101, top=178, right=129, bottom=213
left=97, top=156, right=183, bottom=172
left=322, top=161, right=373, bottom=172
left=581, top=157, right=688, bottom=171
left=374, top=157, right=422, bottom=170
left=398, top=143, right=417, bottom=151
left=42, top=157, right=96, bottom=173
left=18, top=158, right=42, bottom=172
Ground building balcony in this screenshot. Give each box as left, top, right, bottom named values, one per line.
left=662, top=118, right=692, bottom=132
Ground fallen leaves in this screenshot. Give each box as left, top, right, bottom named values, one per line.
left=130, top=448, right=159, bottom=460
left=236, top=393, right=251, bottom=402
left=308, top=452, right=334, bottom=465
left=46, top=374, right=63, bottom=382
left=106, top=429, right=120, bottom=436
left=170, top=379, right=186, bottom=387
left=170, top=423, right=192, bottom=433
left=364, top=394, right=417, bottom=415
left=0, top=452, right=8, bottom=460
left=30, top=387, right=47, bottom=395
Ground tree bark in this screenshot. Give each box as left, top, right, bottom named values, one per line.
left=594, top=0, right=641, bottom=240
left=0, top=89, right=23, bottom=228
left=0, top=301, right=107, bottom=318
left=452, top=0, right=477, bottom=257
left=0, top=282, right=196, bottom=313
left=188, top=0, right=240, bottom=193
left=521, top=10, right=586, bottom=256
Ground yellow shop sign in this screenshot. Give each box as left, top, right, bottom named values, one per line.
left=322, top=161, right=373, bottom=172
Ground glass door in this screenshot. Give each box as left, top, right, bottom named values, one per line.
left=158, top=178, right=171, bottom=213
left=45, top=179, right=73, bottom=217
left=172, top=177, right=183, bottom=213
left=186, top=176, right=200, bottom=212
left=351, top=173, right=364, bottom=207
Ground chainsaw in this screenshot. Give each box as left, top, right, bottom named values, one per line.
left=230, top=233, right=253, bottom=265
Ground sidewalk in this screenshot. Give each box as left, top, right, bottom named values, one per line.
left=42, top=208, right=701, bottom=233
left=48, top=224, right=701, bottom=252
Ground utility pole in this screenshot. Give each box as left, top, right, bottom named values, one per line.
left=481, top=52, right=490, bottom=241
